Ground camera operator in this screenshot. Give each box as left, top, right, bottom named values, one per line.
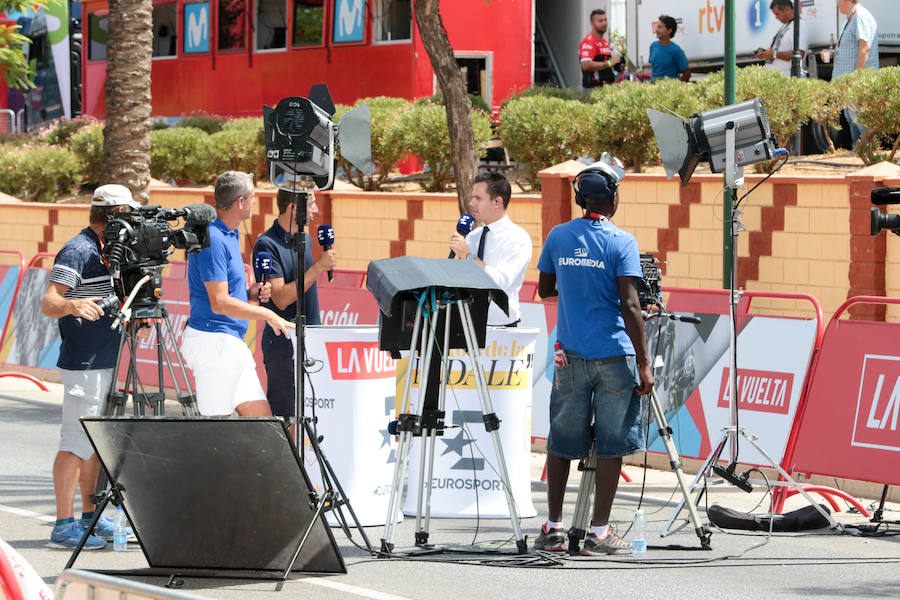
left=251, top=189, right=336, bottom=419
left=40, top=184, right=139, bottom=550
left=534, top=160, right=653, bottom=555
left=180, top=171, right=294, bottom=416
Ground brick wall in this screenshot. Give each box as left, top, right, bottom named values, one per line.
left=2, top=163, right=900, bottom=322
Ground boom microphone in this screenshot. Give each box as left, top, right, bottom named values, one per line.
left=871, top=187, right=900, bottom=205
left=449, top=214, right=475, bottom=258
left=317, top=224, right=335, bottom=283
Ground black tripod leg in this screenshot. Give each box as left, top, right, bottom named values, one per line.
left=64, top=491, right=112, bottom=569
left=282, top=493, right=331, bottom=580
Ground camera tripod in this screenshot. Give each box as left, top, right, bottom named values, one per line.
left=66, top=293, right=199, bottom=568
left=380, top=289, right=527, bottom=554
left=566, top=309, right=712, bottom=551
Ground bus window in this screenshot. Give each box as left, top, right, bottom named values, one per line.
left=153, top=3, right=178, bottom=57
left=218, top=0, right=247, bottom=51
left=257, top=0, right=287, bottom=50
left=373, top=0, right=410, bottom=43
left=87, top=13, right=108, bottom=61
left=293, top=0, right=323, bottom=46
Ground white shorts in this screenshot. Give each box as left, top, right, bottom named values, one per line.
left=180, top=326, right=266, bottom=415
left=59, top=368, right=114, bottom=460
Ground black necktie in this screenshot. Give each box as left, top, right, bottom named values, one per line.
left=477, top=226, right=489, bottom=261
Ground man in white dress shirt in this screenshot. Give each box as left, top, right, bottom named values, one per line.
left=449, top=172, right=532, bottom=326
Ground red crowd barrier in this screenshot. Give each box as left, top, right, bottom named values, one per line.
left=777, top=296, right=900, bottom=514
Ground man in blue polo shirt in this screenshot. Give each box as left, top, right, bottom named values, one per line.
left=180, top=171, right=294, bottom=416
left=534, top=158, right=653, bottom=556
left=41, top=184, right=139, bottom=550
left=252, top=189, right=336, bottom=418
left=649, top=15, right=690, bottom=82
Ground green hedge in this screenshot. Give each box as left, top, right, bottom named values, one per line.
left=0, top=145, right=81, bottom=202
left=397, top=102, right=492, bottom=192
left=149, top=127, right=214, bottom=184
left=844, top=67, right=900, bottom=164
left=498, top=95, right=592, bottom=188
left=335, top=96, right=411, bottom=190
left=69, top=124, right=105, bottom=187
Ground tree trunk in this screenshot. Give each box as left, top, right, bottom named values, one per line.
left=102, top=0, right=153, bottom=204
left=414, top=0, right=475, bottom=215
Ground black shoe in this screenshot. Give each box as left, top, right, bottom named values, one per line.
left=533, top=525, right=567, bottom=552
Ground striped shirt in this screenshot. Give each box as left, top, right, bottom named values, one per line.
left=49, top=227, right=119, bottom=370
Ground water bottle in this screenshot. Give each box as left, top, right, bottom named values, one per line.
left=631, top=509, right=647, bottom=557
left=113, top=505, right=128, bottom=552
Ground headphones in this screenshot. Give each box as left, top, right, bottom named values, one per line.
left=572, top=163, right=621, bottom=209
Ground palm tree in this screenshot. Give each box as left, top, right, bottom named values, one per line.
left=414, top=0, right=476, bottom=215
left=101, top=0, right=153, bottom=204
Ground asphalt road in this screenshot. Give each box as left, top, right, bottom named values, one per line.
left=2, top=383, right=900, bottom=600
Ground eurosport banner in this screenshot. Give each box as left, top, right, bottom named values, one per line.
left=302, top=326, right=401, bottom=526
left=401, top=328, right=538, bottom=519
left=789, top=316, right=900, bottom=487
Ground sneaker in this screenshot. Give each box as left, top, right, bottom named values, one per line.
left=82, top=514, right=136, bottom=542
left=48, top=521, right=107, bottom=550
left=533, top=525, right=567, bottom=552
left=581, top=526, right=631, bottom=556
left=79, top=515, right=137, bottom=542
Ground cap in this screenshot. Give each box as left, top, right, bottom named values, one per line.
left=91, top=184, right=140, bottom=209
left=574, top=160, right=625, bottom=201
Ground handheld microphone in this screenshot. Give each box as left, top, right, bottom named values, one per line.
left=255, top=251, right=272, bottom=305
left=255, top=251, right=272, bottom=284
left=871, top=187, right=900, bottom=205
left=317, top=224, right=335, bottom=283
left=449, top=214, right=475, bottom=258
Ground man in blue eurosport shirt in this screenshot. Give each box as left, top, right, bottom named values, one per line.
left=180, top=171, right=294, bottom=416
left=41, top=184, right=140, bottom=550
left=534, top=158, right=653, bottom=556
left=649, top=15, right=691, bottom=82
left=252, top=189, right=335, bottom=419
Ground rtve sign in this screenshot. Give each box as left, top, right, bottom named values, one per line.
left=852, top=355, right=900, bottom=452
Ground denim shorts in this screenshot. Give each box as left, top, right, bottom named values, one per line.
left=546, top=353, right=645, bottom=460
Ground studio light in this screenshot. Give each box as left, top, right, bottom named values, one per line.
left=648, top=98, right=779, bottom=186
left=264, top=84, right=373, bottom=191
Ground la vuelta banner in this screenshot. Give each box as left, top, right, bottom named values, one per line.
left=401, top=328, right=538, bottom=519
left=790, top=318, right=900, bottom=487
left=302, top=326, right=401, bottom=526
left=645, top=313, right=816, bottom=467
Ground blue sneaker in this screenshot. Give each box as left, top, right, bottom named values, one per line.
left=83, top=514, right=136, bottom=542
left=48, top=521, right=107, bottom=550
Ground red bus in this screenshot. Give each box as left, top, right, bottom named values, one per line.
left=79, top=0, right=534, bottom=119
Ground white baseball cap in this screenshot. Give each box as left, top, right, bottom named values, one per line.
left=91, top=184, right=141, bottom=209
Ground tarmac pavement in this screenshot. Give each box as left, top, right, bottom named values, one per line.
left=2, top=376, right=900, bottom=600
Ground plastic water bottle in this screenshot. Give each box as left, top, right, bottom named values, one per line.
left=113, top=505, right=128, bottom=552
left=631, top=509, right=647, bottom=557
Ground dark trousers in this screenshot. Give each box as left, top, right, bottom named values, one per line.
left=262, top=334, right=295, bottom=418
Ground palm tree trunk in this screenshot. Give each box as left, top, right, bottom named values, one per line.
left=414, top=0, right=475, bottom=214
left=102, top=0, right=153, bottom=204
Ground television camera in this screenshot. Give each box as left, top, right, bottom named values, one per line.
left=100, top=203, right=214, bottom=319
left=871, top=187, right=900, bottom=236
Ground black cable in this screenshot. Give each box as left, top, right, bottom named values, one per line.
left=735, top=151, right=791, bottom=210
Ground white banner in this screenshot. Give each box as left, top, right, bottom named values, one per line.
left=402, top=328, right=538, bottom=519
left=301, top=326, right=401, bottom=527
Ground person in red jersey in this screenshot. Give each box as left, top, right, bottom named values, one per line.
left=580, top=9, right=623, bottom=89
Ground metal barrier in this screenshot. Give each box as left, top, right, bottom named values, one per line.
left=0, top=109, right=15, bottom=134
left=55, top=569, right=203, bottom=599
left=776, top=295, right=900, bottom=514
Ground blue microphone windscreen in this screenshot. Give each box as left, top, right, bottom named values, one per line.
left=255, top=251, right=272, bottom=273
left=317, top=224, right=335, bottom=246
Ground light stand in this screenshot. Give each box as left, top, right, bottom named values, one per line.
left=291, top=192, right=308, bottom=458
left=661, top=123, right=840, bottom=535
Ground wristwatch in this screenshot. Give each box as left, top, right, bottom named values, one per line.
left=466, top=253, right=475, bottom=261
